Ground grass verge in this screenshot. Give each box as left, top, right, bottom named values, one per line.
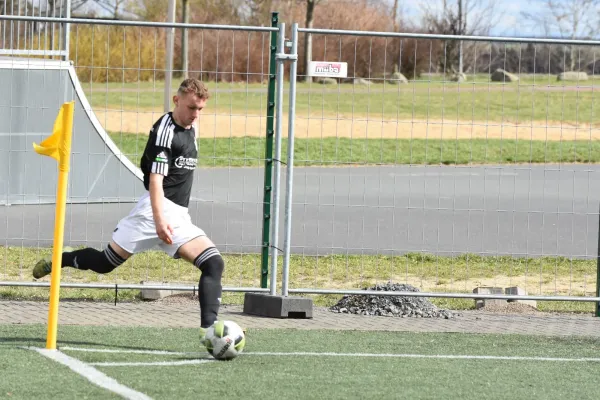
left=107, top=132, right=600, bottom=167
left=1, top=246, right=596, bottom=313
left=84, top=78, right=600, bottom=124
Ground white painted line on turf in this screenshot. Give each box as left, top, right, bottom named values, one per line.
left=60, top=346, right=600, bottom=363
left=90, top=359, right=214, bottom=367
left=61, top=346, right=203, bottom=356
left=246, top=352, right=600, bottom=362
left=27, top=347, right=152, bottom=400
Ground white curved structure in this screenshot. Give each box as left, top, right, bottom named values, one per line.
left=0, top=58, right=144, bottom=205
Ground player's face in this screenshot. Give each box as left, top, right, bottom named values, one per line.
left=173, top=92, right=207, bottom=128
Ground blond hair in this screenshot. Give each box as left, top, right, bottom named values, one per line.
left=177, top=78, right=210, bottom=100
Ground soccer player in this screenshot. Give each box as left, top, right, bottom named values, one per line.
left=33, top=78, right=222, bottom=338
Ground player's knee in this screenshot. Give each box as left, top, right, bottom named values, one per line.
left=193, top=247, right=224, bottom=278
left=95, top=261, right=118, bottom=274
left=95, top=244, right=126, bottom=274
left=201, top=254, right=224, bottom=279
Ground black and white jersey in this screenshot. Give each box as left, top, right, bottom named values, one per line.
left=140, top=112, right=198, bottom=208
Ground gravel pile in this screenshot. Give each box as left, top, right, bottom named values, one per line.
left=330, top=283, right=455, bottom=319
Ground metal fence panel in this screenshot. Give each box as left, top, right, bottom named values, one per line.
left=2, top=12, right=600, bottom=306
left=280, top=26, right=600, bottom=303
left=0, top=15, right=278, bottom=295
left=1, top=0, right=71, bottom=58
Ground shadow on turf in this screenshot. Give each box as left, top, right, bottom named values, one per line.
left=0, top=337, right=171, bottom=352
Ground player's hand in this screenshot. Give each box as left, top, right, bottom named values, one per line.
left=155, top=218, right=174, bottom=245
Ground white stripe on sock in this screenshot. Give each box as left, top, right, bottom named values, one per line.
left=194, top=248, right=220, bottom=268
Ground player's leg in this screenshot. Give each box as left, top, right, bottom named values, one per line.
left=33, top=240, right=131, bottom=279
left=63, top=240, right=131, bottom=272
left=33, top=195, right=157, bottom=279
left=176, top=236, right=224, bottom=329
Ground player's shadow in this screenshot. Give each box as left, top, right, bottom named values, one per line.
left=0, top=337, right=176, bottom=352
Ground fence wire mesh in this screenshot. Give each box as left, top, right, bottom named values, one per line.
left=283, top=28, right=600, bottom=306
left=1, top=13, right=599, bottom=310
left=1, top=16, right=277, bottom=297
left=1, top=0, right=70, bottom=57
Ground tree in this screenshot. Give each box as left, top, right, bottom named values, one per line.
left=391, top=0, right=401, bottom=73
left=181, top=0, right=189, bottom=78
left=241, top=0, right=274, bottom=25
left=71, top=0, right=130, bottom=19
left=420, top=0, right=501, bottom=74
left=303, top=0, right=318, bottom=82
left=522, top=0, right=600, bottom=71
left=1, top=0, right=16, bottom=14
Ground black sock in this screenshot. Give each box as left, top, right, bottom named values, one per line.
left=62, top=244, right=126, bottom=274
left=194, top=247, right=224, bottom=328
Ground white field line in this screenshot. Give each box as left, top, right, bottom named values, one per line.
left=60, top=346, right=204, bottom=356
left=90, top=359, right=214, bottom=367
left=60, top=346, right=600, bottom=363
left=28, top=347, right=152, bottom=400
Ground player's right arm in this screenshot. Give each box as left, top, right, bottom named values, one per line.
left=146, top=116, right=175, bottom=244
left=149, top=173, right=173, bottom=244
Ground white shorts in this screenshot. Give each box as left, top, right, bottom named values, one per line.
left=112, top=192, right=205, bottom=258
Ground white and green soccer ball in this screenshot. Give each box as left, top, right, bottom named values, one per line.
left=203, top=320, right=246, bottom=360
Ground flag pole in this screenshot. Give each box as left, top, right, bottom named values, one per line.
left=33, top=101, right=75, bottom=350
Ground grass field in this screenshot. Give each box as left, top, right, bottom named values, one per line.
left=86, top=75, right=600, bottom=167
left=2, top=324, right=600, bottom=399
left=1, top=246, right=596, bottom=313
left=82, top=76, right=600, bottom=125
left=107, top=132, right=600, bottom=167
left=92, top=74, right=600, bottom=91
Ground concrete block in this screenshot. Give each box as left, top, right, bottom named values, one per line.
left=505, top=286, right=537, bottom=308
left=387, top=71, right=408, bottom=84
left=139, top=281, right=189, bottom=300
left=473, top=287, right=507, bottom=309
left=451, top=72, right=467, bottom=82
left=243, top=293, right=313, bottom=319
left=319, top=77, right=337, bottom=85
left=491, top=68, right=519, bottom=82
left=473, top=287, right=504, bottom=295
left=505, top=286, right=527, bottom=296
left=354, top=78, right=373, bottom=86
left=557, top=71, right=588, bottom=81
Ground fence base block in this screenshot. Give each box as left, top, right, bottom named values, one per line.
left=243, top=293, right=313, bottom=318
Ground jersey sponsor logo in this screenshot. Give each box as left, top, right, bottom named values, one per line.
left=174, top=156, right=197, bottom=170
left=155, top=151, right=168, bottom=163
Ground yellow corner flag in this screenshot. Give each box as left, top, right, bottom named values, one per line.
left=33, top=101, right=75, bottom=350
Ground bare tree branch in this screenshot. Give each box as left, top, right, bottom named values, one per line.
left=419, top=0, right=503, bottom=74
left=521, top=0, right=600, bottom=70
left=522, top=0, right=600, bottom=39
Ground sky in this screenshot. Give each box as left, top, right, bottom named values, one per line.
left=28, top=0, right=592, bottom=39
left=396, top=0, right=545, bottom=37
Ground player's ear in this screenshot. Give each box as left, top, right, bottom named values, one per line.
left=173, top=95, right=179, bottom=106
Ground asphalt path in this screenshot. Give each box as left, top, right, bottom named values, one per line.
left=2, top=164, right=599, bottom=259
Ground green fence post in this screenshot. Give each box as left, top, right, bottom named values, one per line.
left=596, top=206, right=600, bottom=316
left=260, top=12, right=279, bottom=289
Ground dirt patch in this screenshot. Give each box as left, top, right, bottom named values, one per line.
left=476, top=302, right=541, bottom=314
left=153, top=292, right=198, bottom=305
left=94, top=109, right=600, bottom=141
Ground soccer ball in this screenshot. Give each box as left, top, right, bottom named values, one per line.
left=203, top=320, right=246, bottom=360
